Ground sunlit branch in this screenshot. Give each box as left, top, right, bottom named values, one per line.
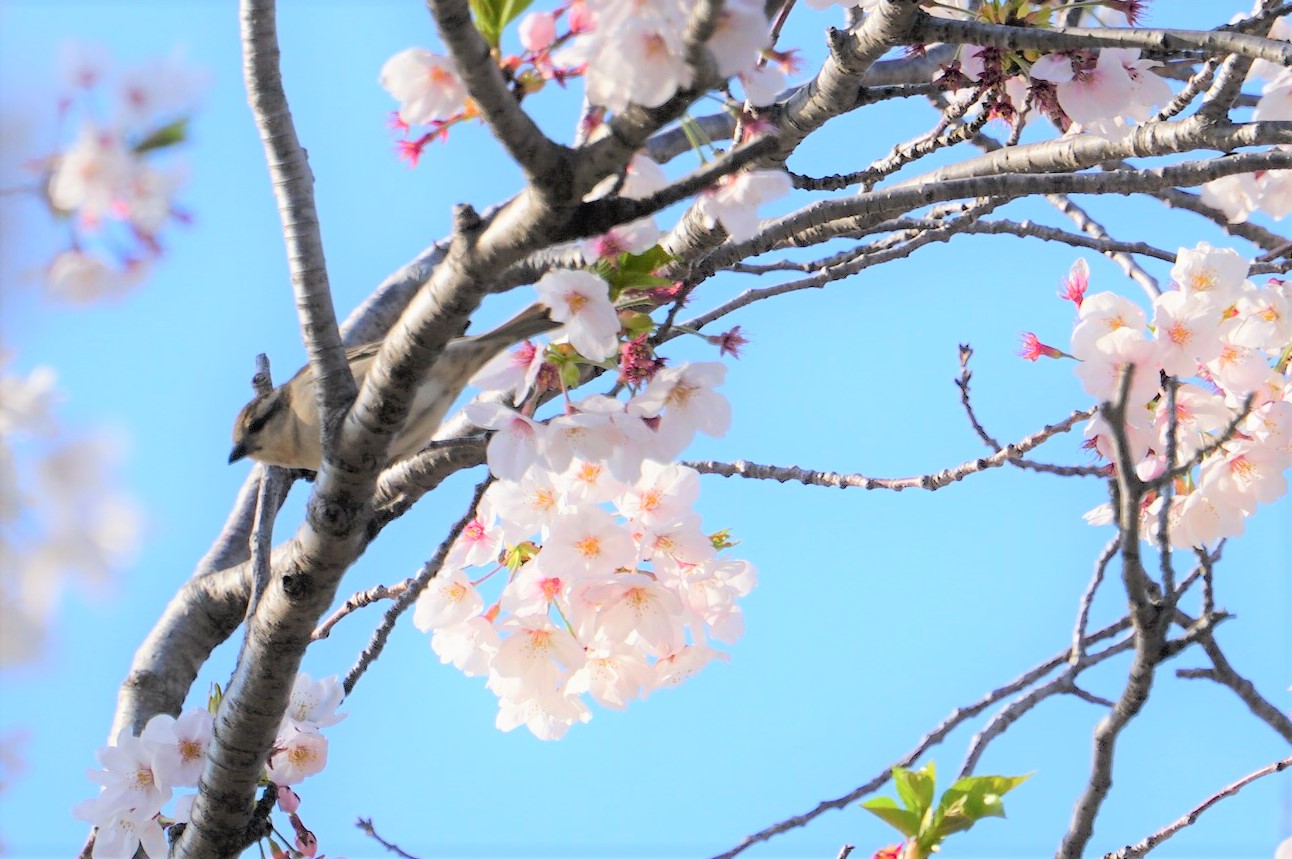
left=312, top=582, right=409, bottom=641
left=913, top=17, right=1292, bottom=66
left=343, top=478, right=492, bottom=695
left=684, top=405, right=1094, bottom=491
left=1099, top=756, right=1292, bottom=859
left=428, top=0, right=567, bottom=187
left=959, top=630, right=1136, bottom=778
left=1071, top=537, right=1120, bottom=664
left=240, top=0, right=352, bottom=435
left=710, top=617, right=1133, bottom=859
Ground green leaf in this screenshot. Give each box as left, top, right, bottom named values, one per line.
left=893, top=764, right=936, bottom=815
left=599, top=246, right=675, bottom=296
left=469, top=0, right=534, bottom=48
left=861, top=797, right=921, bottom=837
left=133, top=118, right=189, bottom=154
left=558, top=360, right=583, bottom=389
left=496, top=0, right=536, bottom=34
left=469, top=0, right=504, bottom=47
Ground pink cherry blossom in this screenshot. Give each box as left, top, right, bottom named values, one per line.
left=534, top=269, right=620, bottom=361
left=282, top=673, right=346, bottom=730
left=1200, top=172, right=1263, bottom=224
left=73, top=801, right=168, bottom=859
left=491, top=615, right=585, bottom=692
left=616, top=461, right=701, bottom=527
left=650, top=643, right=728, bottom=691
left=541, top=507, right=636, bottom=578
left=581, top=573, right=686, bottom=656
left=1151, top=290, right=1223, bottom=377
left=86, top=732, right=171, bottom=819
left=632, top=362, right=732, bottom=458
left=431, top=616, right=500, bottom=677
left=465, top=402, right=545, bottom=480
left=470, top=339, right=546, bottom=405
left=565, top=643, right=653, bottom=709
left=413, top=568, right=485, bottom=631
left=494, top=687, right=590, bottom=740
left=1070, top=291, right=1147, bottom=361
left=519, top=10, right=559, bottom=52
left=1071, top=327, right=1162, bottom=406
left=1255, top=69, right=1292, bottom=123
left=379, top=48, right=467, bottom=126
left=695, top=169, right=791, bottom=241
left=447, top=498, right=503, bottom=568
left=485, top=472, right=563, bottom=543
left=1170, top=242, right=1248, bottom=310
left=268, top=724, right=328, bottom=786
left=140, top=708, right=213, bottom=789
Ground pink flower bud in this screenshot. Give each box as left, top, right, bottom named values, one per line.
left=276, top=785, right=301, bottom=814
left=519, top=11, right=558, bottom=53
left=296, top=830, right=318, bottom=858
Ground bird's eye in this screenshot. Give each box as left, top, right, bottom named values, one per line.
left=244, top=395, right=284, bottom=434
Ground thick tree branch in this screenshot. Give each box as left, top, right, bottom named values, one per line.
left=912, top=18, right=1292, bottom=67
left=240, top=0, right=353, bottom=439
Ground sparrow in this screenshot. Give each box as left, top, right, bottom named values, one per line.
left=229, top=304, right=553, bottom=471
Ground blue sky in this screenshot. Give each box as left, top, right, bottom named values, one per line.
left=1, top=2, right=1289, bottom=858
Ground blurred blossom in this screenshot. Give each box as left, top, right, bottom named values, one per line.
left=0, top=358, right=141, bottom=668
left=12, top=41, right=206, bottom=305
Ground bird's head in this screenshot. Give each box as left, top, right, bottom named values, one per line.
left=229, top=388, right=289, bottom=465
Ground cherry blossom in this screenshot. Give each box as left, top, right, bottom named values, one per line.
left=139, top=709, right=213, bottom=789
left=465, top=402, right=546, bottom=480
left=86, top=732, right=171, bottom=819
left=268, top=724, right=329, bottom=786
left=541, top=507, right=636, bottom=578
left=379, top=48, right=468, bottom=126
left=695, top=169, right=792, bottom=241
left=534, top=269, right=621, bottom=361
left=73, top=802, right=168, bottom=859
left=1170, top=242, right=1248, bottom=309
left=633, top=362, right=732, bottom=458
left=1150, top=290, right=1223, bottom=377
left=282, top=673, right=346, bottom=730
left=470, top=339, right=546, bottom=405
left=414, top=568, right=486, bottom=631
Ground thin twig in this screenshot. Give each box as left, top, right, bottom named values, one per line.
left=312, top=582, right=409, bottom=640
left=356, top=818, right=423, bottom=859
left=1071, top=536, right=1121, bottom=664
left=1100, top=756, right=1292, bottom=859
left=709, top=618, right=1132, bottom=859
left=343, top=478, right=492, bottom=695
left=685, top=406, right=1092, bottom=492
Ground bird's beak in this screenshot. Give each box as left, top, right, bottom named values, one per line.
left=228, top=442, right=250, bottom=464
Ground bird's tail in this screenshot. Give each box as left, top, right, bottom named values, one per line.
left=471, top=301, right=558, bottom=351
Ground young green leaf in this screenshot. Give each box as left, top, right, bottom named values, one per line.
left=133, top=118, right=189, bottom=154
left=861, top=797, right=921, bottom=837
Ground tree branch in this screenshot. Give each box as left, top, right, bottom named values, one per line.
left=1100, top=756, right=1292, bottom=859
left=240, top=0, right=353, bottom=441
left=427, top=0, right=570, bottom=191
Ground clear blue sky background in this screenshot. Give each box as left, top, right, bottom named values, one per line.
left=1, top=2, right=1288, bottom=858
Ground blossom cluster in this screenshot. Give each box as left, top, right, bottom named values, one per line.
left=28, top=43, right=204, bottom=303
left=75, top=674, right=344, bottom=859
left=947, top=36, right=1171, bottom=136
left=1025, top=244, right=1291, bottom=548
left=406, top=268, right=755, bottom=740
left=379, top=0, right=790, bottom=161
